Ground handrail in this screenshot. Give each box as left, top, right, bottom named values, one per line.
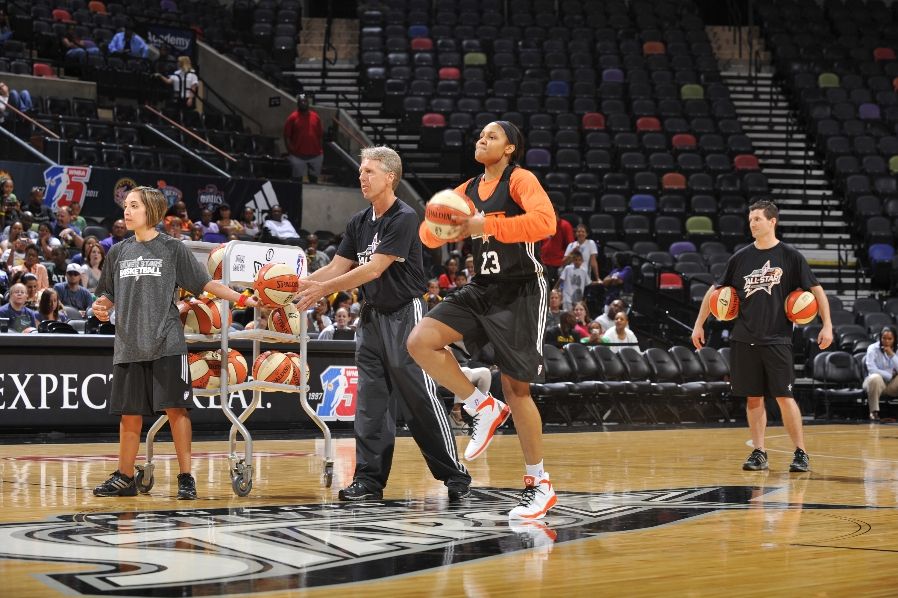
left=197, top=75, right=264, bottom=132
left=2, top=101, right=59, bottom=139
left=142, top=103, right=236, bottom=163
left=333, top=111, right=370, bottom=149
left=0, top=126, right=56, bottom=165
left=144, top=123, right=230, bottom=178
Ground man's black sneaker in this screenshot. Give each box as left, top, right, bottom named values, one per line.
left=93, top=471, right=138, bottom=497
left=448, top=482, right=471, bottom=502
left=338, top=480, right=383, bottom=501
left=789, top=448, right=810, bottom=472
left=177, top=473, right=198, bottom=500
left=742, top=449, right=769, bottom=471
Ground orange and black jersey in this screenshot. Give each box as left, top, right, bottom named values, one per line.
left=420, top=165, right=555, bottom=282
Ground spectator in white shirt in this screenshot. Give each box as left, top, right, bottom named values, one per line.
left=317, top=307, right=353, bottom=339
left=263, top=206, right=301, bottom=244
left=601, top=310, right=638, bottom=352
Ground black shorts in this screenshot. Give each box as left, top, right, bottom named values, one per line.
left=729, top=341, right=794, bottom=399
left=109, top=354, right=194, bottom=416
left=426, top=277, right=547, bottom=382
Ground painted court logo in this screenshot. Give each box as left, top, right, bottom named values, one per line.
left=743, top=260, right=783, bottom=297
left=119, top=257, right=163, bottom=280
left=0, top=486, right=874, bottom=596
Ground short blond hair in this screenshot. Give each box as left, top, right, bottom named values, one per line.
left=360, top=146, right=402, bottom=190
left=128, top=186, right=168, bottom=228
left=177, top=55, right=192, bottom=71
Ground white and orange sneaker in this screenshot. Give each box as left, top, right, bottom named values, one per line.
left=508, top=518, right=558, bottom=551
left=508, top=474, right=557, bottom=519
left=463, top=394, right=511, bottom=461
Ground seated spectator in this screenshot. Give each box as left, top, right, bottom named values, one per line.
left=546, top=311, right=585, bottom=347
left=462, top=254, right=475, bottom=280
left=438, top=256, right=459, bottom=293
left=584, top=321, right=605, bottom=345
left=603, top=251, right=634, bottom=306
left=244, top=307, right=271, bottom=330
left=62, top=25, right=101, bottom=63
left=863, top=325, right=898, bottom=422
left=155, top=56, right=199, bottom=110
left=595, top=298, right=627, bottom=331
left=71, top=236, right=99, bottom=265
left=36, top=222, right=62, bottom=260
left=107, top=26, right=159, bottom=60
left=556, top=248, right=590, bottom=310
left=0, top=174, right=20, bottom=226
left=1, top=219, right=27, bottom=248
left=12, top=245, right=50, bottom=292
left=545, top=289, right=563, bottom=331
left=602, top=311, right=638, bottom=352
left=54, top=264, right=93, bottom=317
left=262, top=206, right=300, bottom=243
left=189, top=223, right=204, bottom=241
left=100, top=219, right=127, bottom=252
left=197, top=208, right=219, bottom=236
left=46, top=246, right=70, bottom=285
left=216, top=203, right=245, bottom=239
left=423, top=279, right=442, bottom=310
left=83, top=243, right=104, bottom=293
left=163, top=216, right=188, bottom=240
left=38, top=287, right=68, bottom=323
left=317, top=307, right=353, bottom=340
left=306, top=233, right=331, bottom=271
left=166, top=201, right=193, bottom=232
left=0, top=82, right=33, bottom=122
left=70, top=201, right=87, bottom=232
left=51, top=206, right=84, bottom=250
left=17, top=272, right=40, bottom=310
left=452, top=270, right=468, bottom=290
left=572, top=300, right=591, bottom=337
left=307, top=297, right=332, bottom=334
left=26, top=189, right=52, bottom=225
left=0, top=283, right=39, bottom=332
left=2, top=234, right=27, bottom=268
left=239, top=207, right=260, bottom=239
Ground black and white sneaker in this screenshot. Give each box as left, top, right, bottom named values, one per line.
left=742, top=449, right=769, bottom=471
left=338, top=480, right=383, bottom=501
left=447, top=481, right=471, bottom=502
left=177, top=473, right=198, bottom=500
left=789, top=448, right=810, bottom=472
left=93, top=471, right=138, bottom=497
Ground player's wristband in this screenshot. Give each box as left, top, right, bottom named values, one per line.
left=236, top=294, right=248, bottom=308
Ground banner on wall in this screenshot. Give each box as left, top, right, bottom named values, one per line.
left=0, top=343, right=357, bottom=428
left=1, top=161, right=302, bottom=226
left=146, top=24, right=197, bottom=59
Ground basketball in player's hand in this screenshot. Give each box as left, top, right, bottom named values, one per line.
left=785, top=289, right=818, bottom=325
left=424, top=189, right=475, bottom=240
left=709, top=286, right=739, bottom=321
left=254, top=263, right=300, bottom=307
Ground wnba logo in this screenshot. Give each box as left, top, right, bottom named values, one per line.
left=315, top=366, right=357, bottom=420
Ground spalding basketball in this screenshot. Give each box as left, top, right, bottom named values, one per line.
left=424, top=189, right=475, bottom=240
left=269, top=303, right=302, bottom=335
left=179, top=297, right=223, bottom=334
left=188, top=351, right=215, bottom=388
left=709, top=286, right=739, bottom=321
left=285, top=351, right=310, bottom=386
left=206, top=348, right=248, bottom=388
left=255, top=263, right=300, bottom=307
left=252, top=350, right=294, bottom=384
left=785, top=289, right=818, bottom=325
left=207, top=243, right=227, bottom=279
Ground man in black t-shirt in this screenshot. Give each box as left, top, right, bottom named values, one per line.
left=295, top=146, right=470, bottom=503
left=692, top=200, right=833, bottom=473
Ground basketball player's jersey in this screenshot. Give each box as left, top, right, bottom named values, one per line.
left=463, top=165, right=543, bottom=282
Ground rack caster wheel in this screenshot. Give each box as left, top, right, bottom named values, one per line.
left=322, top=462, right=334, bottom=488
left=135, top=466, right=155, bottom=494
left=231, top=473, right=253, bottom=497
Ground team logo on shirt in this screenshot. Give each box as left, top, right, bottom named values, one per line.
left=357, top=233, right=379, bottom=266
left=743, top=260, right=783, bottom=297
left=119, top=257, right=163, bottom=280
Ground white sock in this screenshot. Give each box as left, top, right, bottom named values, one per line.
left=525, top=461, right=545, bottom=482
left=463, top=388, right=488, bottom=414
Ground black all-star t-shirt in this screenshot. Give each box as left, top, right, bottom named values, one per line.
left=717, top=241, right=819, bottom=345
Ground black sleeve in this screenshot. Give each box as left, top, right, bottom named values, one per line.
left=336, top=216, right=358, bottom=263
left=792, top=246, right=819, bottom=290
left=717, top=252, right=738, bottom=288
left=373, top=210, right=417, bottom=261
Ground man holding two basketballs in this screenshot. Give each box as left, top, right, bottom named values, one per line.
left=692, top=199, right=833, bottom=473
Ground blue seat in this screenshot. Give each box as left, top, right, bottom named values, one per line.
left=629, top=194, right=657, bottom=213
left=868, top=243, right=895, bottom=263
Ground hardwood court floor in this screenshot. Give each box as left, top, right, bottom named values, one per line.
left=1, top=424, right=897, bottom=597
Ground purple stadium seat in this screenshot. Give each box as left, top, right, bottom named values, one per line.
left=669, top=241, right=697, bottom=258
left=859, top=103, right=882, bottom=120
left=602, top=68, right=624, bottom=83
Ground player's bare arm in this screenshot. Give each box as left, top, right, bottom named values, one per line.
left=295, top=253, right=396, bottom=310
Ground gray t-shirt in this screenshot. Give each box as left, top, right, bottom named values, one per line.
left=96, top=233, right=210, bottom=364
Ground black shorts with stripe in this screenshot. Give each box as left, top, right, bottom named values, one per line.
left=109, top=354, right=194, bottom=416
left=426, top=277, right=547, bottom=382
left=729, top=341, right=795, bottom=399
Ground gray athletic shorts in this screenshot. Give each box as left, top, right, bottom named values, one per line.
left=729, top=341, right=795, bottom=399
left=109, top=354, right=194, bottom=416
left=426, top=277, right=547, bottom=382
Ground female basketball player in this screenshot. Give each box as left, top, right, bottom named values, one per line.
left=408, top=121, right=557, bottom=519
left=91, top=186, right=257, bottom=499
